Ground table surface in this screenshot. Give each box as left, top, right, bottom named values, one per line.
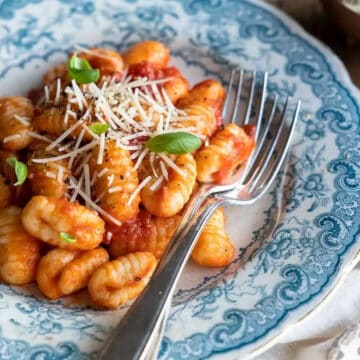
left=269, top=0, right=360, bottom=88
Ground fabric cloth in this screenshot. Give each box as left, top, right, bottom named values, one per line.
left=255, top=264, right=360, bottom=360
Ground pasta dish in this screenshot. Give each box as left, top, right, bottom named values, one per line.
left=0, top=41, right=255, bottom=309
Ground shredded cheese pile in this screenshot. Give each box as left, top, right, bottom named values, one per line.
left=28, top=70, right=200, bottom=225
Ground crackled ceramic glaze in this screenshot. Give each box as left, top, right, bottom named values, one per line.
left=0, top=1, right=360, bottom=359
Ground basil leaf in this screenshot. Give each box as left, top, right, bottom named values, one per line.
left=146, top=132, right=201, bottom=154
left=59, top=232, right=77, bottom=243
left=68, top=53, right=92, bottom=71
left=89, top=123, right=110, bottom=135
left=6, top=156, right=28, bottom=186
left=67, top=53, right=100, bottom=84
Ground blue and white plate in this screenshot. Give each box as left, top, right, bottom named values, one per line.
left=1, top=1, right=360, bottom=359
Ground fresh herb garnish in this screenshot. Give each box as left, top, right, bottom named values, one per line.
left=6, top=156, right=28, bottom=186
left=146, top=132, right=201, bottom=154
left=89, top=123, right=110, bottom=135
left=59, top=232, right=77, bottom=243
left=67, top=53, right=100, bottom=84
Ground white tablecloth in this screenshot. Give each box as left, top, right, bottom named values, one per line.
left=254, top=264, right=360, bottom=360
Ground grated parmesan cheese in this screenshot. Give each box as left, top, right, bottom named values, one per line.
left=55, top=164, right=65, bottom=182
left=32, top=141, right=97, bottom=164
left=54, top=78, right=61, bottom=105
left=133, top=149, right=149, bottom=171
left=108, top=186, right=122, bottom=193
left=69, top=178, right=122, bottom=226
left=126, top=175, right=152, bottom=206
left=68, top=128, right=86, bottom=169
left=106, top=231, right=113, bottom=242
left=45, top=171, right=57, bottom=179
left=14, top=114, right=30, bottom=126
left=97, top=167, right=109, bottom=178
left=44, top=85, right=50, bottom=103
left=83, top=164, right=91, bottom=207
left=97, top=133, right=106, bottom=165
left=47, top=119, right=84, bottom=151
left=28, top=131, right=52, bottom=143
left=3, top=134, right=21, bottom=143
left=149, top=175, right=164, bottom=191
left=14, top=65, right=193, bottom=226
left=159, top=160, right=169, bottom=182
left=158, top=153, right=187, bottom=178
left=70, top=172, right=84, bottom=202
left=107, top=174, right=115, bottom=187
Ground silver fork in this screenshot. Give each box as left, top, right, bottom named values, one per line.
left=99, top=69, right=301, bottom=360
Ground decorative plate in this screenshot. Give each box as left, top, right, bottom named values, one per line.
left=1, top=0, right=360, bottom=359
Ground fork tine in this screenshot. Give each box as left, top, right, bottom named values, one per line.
left=222, top=69, right=236, bottom=119
left=248, top=99, right=301, bottom=195
left=230, top=69, right=244, bottom=124
left=254, top=72, right=268, bottom=141
left=254, top=94, right=278, bottom=158
left=243, top=71, right=257, bottom=125
left=240, top=95, right=279, bottom=184
left=246, top=96, right=290, bottom=188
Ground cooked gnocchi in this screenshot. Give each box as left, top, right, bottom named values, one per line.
left=0, top=207, right=41, bottom=285
left=0, top=40, right=255, bottom=308
left=108, top=210, right=180, bottom=259
left=88, top=252, right=157, bottom=309
left=22, top=196, right=105, bottom=250
left=36, top=247, right=109, bottom=299
left=191, top=208, right=235, bottom=267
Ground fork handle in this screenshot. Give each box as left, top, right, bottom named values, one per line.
left=100, top=198, right=223, bottom=360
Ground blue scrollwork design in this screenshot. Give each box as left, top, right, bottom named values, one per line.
left=317, top=215, right=347, bottom=250
left=328, top=159, right=360, bottom=192
left=275, top=266, right=309, bottom=306
left=0, top=0, right=42, bottom=20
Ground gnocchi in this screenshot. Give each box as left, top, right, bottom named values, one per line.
left=0, top=97, right=33, bottom=151
left=27, top=141, right=70, bottom=198
left=108, top=210, right=180, bottom=259
left=191, top=208, right=235, bottom=267
left=88, top=252, right=157, bottom=309
left=140, top=154, right=197, bottom=217
left=195, top=123, right=256, bottom=183
left=89, top=140, right=140, bottom=223
left=21, top=196, right=105, bottom=250
left=36, top=247, right=109, bottom=299
left=123, top=41, right=170, bottom=69
left=0, top=207, right=41, bottom=285
left=77, top=48, right=124, bottom=78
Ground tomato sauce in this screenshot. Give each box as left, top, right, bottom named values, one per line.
left=106, top=210, right=155, bottom=245
left=213, top=129, right=256, bottom=184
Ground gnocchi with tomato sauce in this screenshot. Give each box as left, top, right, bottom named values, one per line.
left=0, top=207, right=41, bottom=285
left=0, top=40, right=255, bottom=309
left=191, top=208, right=235, bottom=267
left=88, top=252, right=157, bottom=309
left=36, top=247, right=109, bottom=299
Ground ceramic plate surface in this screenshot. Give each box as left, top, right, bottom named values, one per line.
left=0, top=0, right=360, bottom=359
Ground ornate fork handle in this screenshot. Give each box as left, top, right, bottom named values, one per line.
left=100, top=197, right=226, bottom=360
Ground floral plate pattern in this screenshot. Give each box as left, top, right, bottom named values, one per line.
left=0, top=0, right=360, bottom=359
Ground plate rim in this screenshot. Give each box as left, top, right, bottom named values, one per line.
left=0, top=0, right=359, bottom=359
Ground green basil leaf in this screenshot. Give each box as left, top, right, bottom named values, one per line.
left=89, top=123, right=110, bottom=135
left=6, top=156, right=28, bottom=186
left=67, top=53, right=100, bottom=84
left=146, top=132, right=201, bottom=154
left=59, top=232, right=77, bottom=243
left=68, top=53, right=92, bottom=71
